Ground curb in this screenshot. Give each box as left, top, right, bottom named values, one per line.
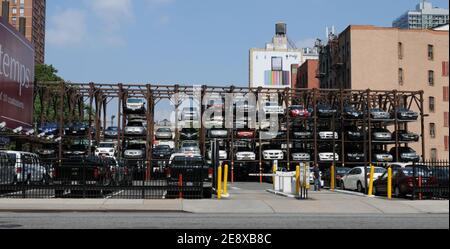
left=266, top=189, right=297, bottom=198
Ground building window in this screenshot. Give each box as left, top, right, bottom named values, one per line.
left=430, top=123, right=436, bottom=138
left=398, top=68, right=404, bottom=85
left=431, top=149, right=438, bottom=161
left=444, top=86, right=449, bottom=102
left=428, top=45, right=434, bottom=60
left=271, top=57, right=283, bottom=71
left=428, top=70, right=435, bottom=86
left=429, top=96, right=435, bottom=112
left=398, top=42, right=403, bottom=59
left=443, top=61, right=449, bottom=77
left=445, top=112, right=449, bottom=128
left=445, top=136, right=449, bottom=152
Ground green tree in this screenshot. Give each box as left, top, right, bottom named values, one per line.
left=35, top=64, right=63, bottom=82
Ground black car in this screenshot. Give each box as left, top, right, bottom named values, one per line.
left=104, top=126, right=119, bottom=139
left=152, top=145, right=173, bottom=159
left=391, top=107, right=419, bottom=121
left=63, top=144, right=89, bottom=157
left=316, top=104, right=338, bottom=118
left=345, top=148, right=366, bottom=162
left=180, top=128, right=199, bottom=140
left=392, top=130, right=420, bottom=142
left=345, top=126, right=364, bottom=141
left=389, top=147, right=420, bottom=162
left=65, top=122, right=91, bottom=136
left=343, top=106, right=364, bottom=119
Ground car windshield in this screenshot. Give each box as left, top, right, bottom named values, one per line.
left=71, top=145, right=87, bottom=150
left=127, top=122, right=143, bottom=126
left=99, top=143, right=115, bottom=148
left=128, top=99, right=143, bottom=103
left=107, top=127, right=118, bottom=131
left=400, top=148, right=415, bottom=153
left=158, top=128, right=171, bottom=132
left=127, top=144, right=145, bottom=150
left=155, top=146, right=171, bottom=151
left=182, top=142, right=198, bottom=147
left=265, top=102, right=278, bottom=106
left=337, top=168, right=351, bottom=174
left=372, top=108, right=384, bottom=112
left=182, top=129, right=197, bottom=133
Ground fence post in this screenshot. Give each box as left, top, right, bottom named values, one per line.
left=217, top=165, right=222, bottom=200
left=223, top=164, right=229, bottom=197
left=387, top=167, right=392, bottom=200
left=368, top=164, right=375, bottom=197
left=330, top=164, right=335, bottom=191
left=296, top=165, right=300, bottom=196
left=179, top=173, right=183, bottom=199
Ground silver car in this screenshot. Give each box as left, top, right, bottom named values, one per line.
left=125, top=121, right=147, bottom=136
left=370, top=108, right=391, bottom=120
left=155, top=128, right=173, bottom=140
left=180, top=141, right=201, bottom=154
left=124, top=144, right=146, bottom=159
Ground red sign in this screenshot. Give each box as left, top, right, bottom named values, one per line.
left=0, top=19, right=35, bottom=129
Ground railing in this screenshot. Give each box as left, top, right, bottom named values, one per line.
left=412, top=161, right=449, bottom=200
left=0, top=156, right=209, bottom=199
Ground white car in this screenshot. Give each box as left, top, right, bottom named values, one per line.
left=292, top=152, right=311, bottom=161
left=95, top=142, right=117, bottom=157
left=341, top=166, right=386, bottom=193
left=235, top=150, right=256, bottom=161
left=126, top=98, right=146, bottom=112
left=207, top=150, right=228, bottom=160
left=3, top=151, right=49, bottom=184
left=319, top=153, right=339, bottom=162
left=263, top=101, right=285, bottom=115
left=318, top=131, right=339, bottom=140
left=263, top=149, right=284, bottom=160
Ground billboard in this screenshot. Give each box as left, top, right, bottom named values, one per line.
left=250, top=50, right=302, bottom=88
left=0, top=19, right=35, bottom=129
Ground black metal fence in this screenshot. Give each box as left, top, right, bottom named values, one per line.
left=0, top=155, right=211, bottom=199
left=412, top=161, right=449, bottom=200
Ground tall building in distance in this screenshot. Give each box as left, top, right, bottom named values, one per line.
left=318, top=25, right=449, bottom=160
left=0, top=0, right=46, bottom=64
left=249, top=23, right=318, bottom=88
left=393, top=0, right=449, bottom=29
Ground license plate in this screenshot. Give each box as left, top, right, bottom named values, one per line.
left=186, top=182, right=194, bottom=187
left=72, top=131, right=77, bottom=134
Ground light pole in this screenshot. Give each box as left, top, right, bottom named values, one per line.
left=111, top=115, right=116, bottom=127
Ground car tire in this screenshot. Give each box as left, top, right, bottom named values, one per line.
left=373, top=185, right=378, bottom=196
left=340, top=181, right=345, bottom=190
left=357, top=181, right=364, bottom=193
left=55, top=190, right=64, bottom=198
left=203, top=188, right=212, bottom=199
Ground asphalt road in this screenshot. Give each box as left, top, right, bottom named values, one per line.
left=0, top=212, right=447, bottom=229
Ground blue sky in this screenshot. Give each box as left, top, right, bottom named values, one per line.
left=46, top=0, right=449, bottom=86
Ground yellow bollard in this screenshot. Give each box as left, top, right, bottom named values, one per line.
left=368, top=164, right=375, bottom=196
left=296, top=165, right=300, bottom=195
left=330, top=164, right=335, bottom=191
left=223, top=164, right=229, bottom=196
left=387, top=167, right=392, bottom=200
left=272, top=164, right=277, bottom=190
left=217, top=165, right=222, bottom=200
left=304, top=163, right=309, bottom=190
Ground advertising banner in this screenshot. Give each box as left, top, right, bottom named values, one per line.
left=0, top=18, right=35, bottom=129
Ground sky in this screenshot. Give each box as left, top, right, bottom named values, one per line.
left=45, top=0, right=449, bottom=86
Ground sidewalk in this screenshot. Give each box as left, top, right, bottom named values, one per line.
left=0, top=188, right=448, bottom=214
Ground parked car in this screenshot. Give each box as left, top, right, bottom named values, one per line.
left=392, top=130, right=419, bottom=142
left=155, top=128, right=173, bottom=140
left=235, top=147, right=256, bottom=161
left=65, top=122, right=91, bottom=136
left=391, top=107, right=419, bottom=121
left=95, top=142, right=117, bottom=157
left=371, top=128, right=392, bottom=141
left=323, top=167, right=351, bottom=188
left=318, top=127, right=339, bottom=140
left=345, top=126, right=364, bottom=141
left=38, top=122, right=58, bottom=135
left=341, top=166, right=386, bottom=193
left=292, top=126, right=313, bottom=139
left=180, top=128, right=199, bottom=140
left=166, top=154, right=213, bottom=198
left=64, top=144, right=89, bottom=157
left=369, top=108, right=391, bottom=120
left=317, top=104, right=337, bottom=118
left=124, top=143, right=146, bottom=159
left=291, top=150, right=311, bottom=161
left=207, top=129, right=228, bottom=139
left=289, top=105, right=311, bottom=118
left=126, top=98, right=146, bottom=113
left=261, top=144, right=284, bottom=160
left=181, top=107, right=200, bottom=121
left=389, top=147, right=420, bottom=162
left=263, top=101, right=284, bottom=115
left=2, top=151, right=50, bottom=184
left=37, top=143, right=58, bottom=158
left=207, top=149, right=228, bottom=160
left=236, top=129, right=256, bottom=139
left=372, top=149, right=394, bottom=163
left=259, top=130, right=286, bottom=140
left=346, top=149, right=366, bottom=162
left=152, top=145, right=173, bottom=160
left=318, top=144, right=339, bottom=162
left=373, top=165, right=433, bottom=198
left=124, top=121, right=147, bottom=136
left=180, top=141, right=201, bottom=154
left=104, top=126, right=119, bottom=139
left=343, top=106, right=364, bottom=119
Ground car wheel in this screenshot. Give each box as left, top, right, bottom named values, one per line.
left=340, top=181, right=345, bottom=190
left=373, top=185, right=378, bottom=196
left=203, top=188, right=212, bottom=199
left=357, top=182, right=364, bottom=193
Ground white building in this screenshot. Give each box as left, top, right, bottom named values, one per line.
left=393, top=0, right=449, bottom=29
left=249, top=23, right=315, bottom=88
